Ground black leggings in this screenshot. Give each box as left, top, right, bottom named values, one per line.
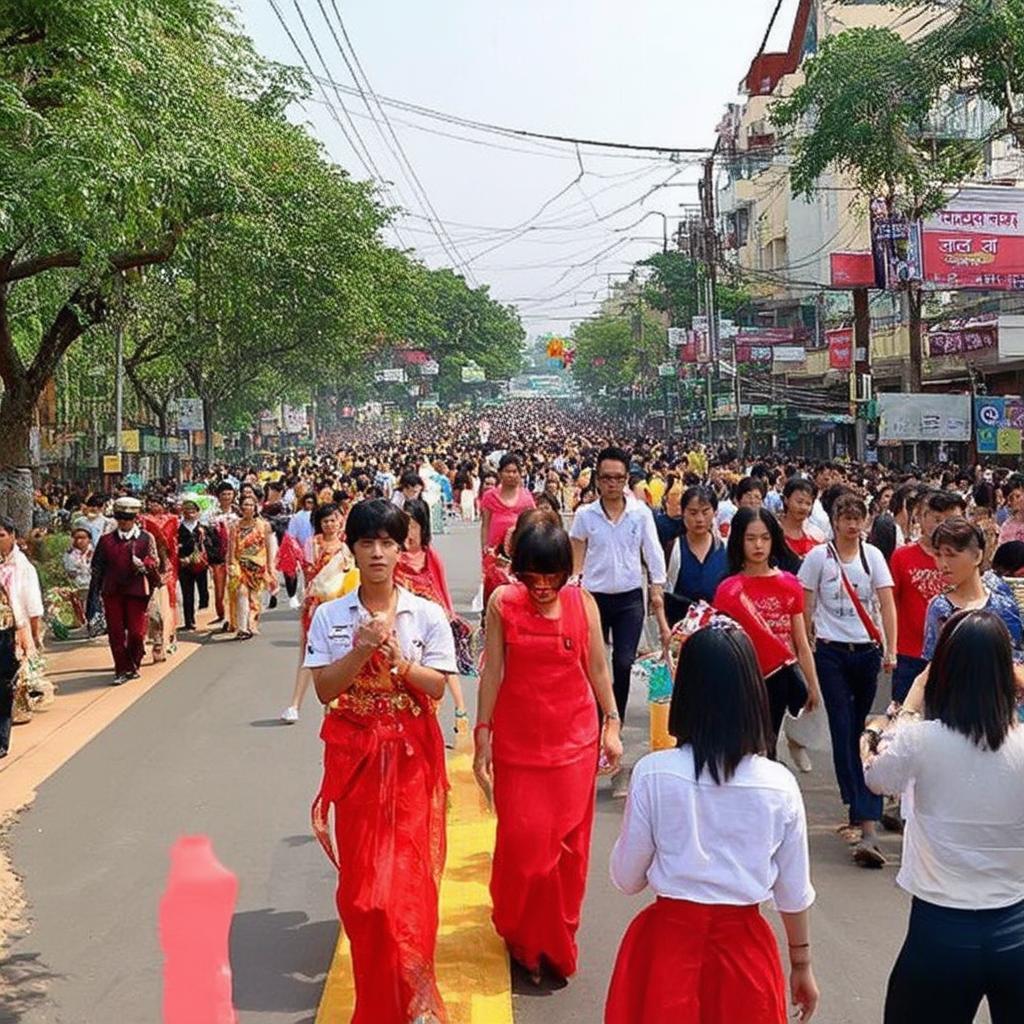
left=0, top=628, right=18, bottom=754
left=886, top=897, right=1024, bottom=1023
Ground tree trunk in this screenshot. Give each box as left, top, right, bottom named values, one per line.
left=202, top=396, right=214, bottom=467
left=157, top=406, right=170, bottom=479
left=906, top=285, right=923, bottom=393
left=0, top=385, right=37, bottom=535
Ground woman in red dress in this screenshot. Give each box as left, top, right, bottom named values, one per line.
left=395, top=498, right=468, bottom=731
left=280, top=502, right=356, bottom=724
left=305, top=500, right=456, bottom=1024
left=778, top=479, right=826, bottom=559
left=474, top=516, right=622, bottom=983
left=479, top=454, right=535, bottom=560
left=713, top=508, right=821, bottom=755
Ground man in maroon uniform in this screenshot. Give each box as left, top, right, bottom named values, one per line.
left=91, top=497, right=159, bottom=685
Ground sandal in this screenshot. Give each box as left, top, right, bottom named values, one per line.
left=853, top=841, right=887, bottom=869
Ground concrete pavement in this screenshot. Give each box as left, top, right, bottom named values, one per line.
left=0, top=524, right=988, bottom=1023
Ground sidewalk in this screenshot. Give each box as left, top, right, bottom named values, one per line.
left=0, top=621, right=212, bottom=820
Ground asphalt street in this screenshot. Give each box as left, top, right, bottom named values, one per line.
left=0, top=522, right=990, bottom=1023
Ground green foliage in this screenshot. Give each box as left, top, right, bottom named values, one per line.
left=771, top=26, right=980, bottom=216
left=640, top=251, right=751, bottom=325
left=569, top=306, right=666, bottom=395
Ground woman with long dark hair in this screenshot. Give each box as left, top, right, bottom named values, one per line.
left=778, top=478, right=825, bottom=559
left=865, top=610, right=1024, bottom=1023
left=714, top=508, right=820, bottom=754
left=606, top=619, right=818, bottom=1024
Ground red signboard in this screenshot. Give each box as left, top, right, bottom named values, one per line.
left=827, top=328, right=853, bottom=370
left=923, top=188, right=1024, bottom=291
left=830, top=251, right=876, bottom=288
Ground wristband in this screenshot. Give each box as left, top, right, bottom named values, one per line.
left=474, top=722, right=492, bottom=737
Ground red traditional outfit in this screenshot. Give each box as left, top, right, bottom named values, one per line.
left=306, top=588, right=455, bottom=1024
left=395, top=547, right=453, bottom=617
left=489, top=582, right=599, bottom=978
left=141, top=512, right=180, bottom=613
left=300, top=537, right=358, bottom=636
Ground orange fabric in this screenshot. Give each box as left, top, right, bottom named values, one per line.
left=605, top=898, right=786, bottom=1024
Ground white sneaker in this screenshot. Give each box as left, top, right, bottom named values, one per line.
left=288, top=595, right=300, bottom=611
left=280, top=706, right=299, bottom=724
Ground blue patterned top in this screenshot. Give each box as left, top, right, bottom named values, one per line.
left=922, top=571, right=1024, bottom=663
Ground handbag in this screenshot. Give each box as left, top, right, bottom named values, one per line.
left=450, top=615, right=476, bottom=676
left=828, top=544, right=883, bottom=648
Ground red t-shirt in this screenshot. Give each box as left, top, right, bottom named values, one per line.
left=714, top=571, right=804, bottom=676
left=890, top=542, right=947, bottom=658
left=480, top=486, right=536, bottom=549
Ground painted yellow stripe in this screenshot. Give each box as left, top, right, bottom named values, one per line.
left=316, top=748, right=513, bottom=1024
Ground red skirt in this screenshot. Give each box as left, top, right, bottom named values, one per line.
left=605, top=897, right=786, bottom=1024
left=313, top=706, right=448, bottom=1024
left=490, top=752, right=597, bottom=978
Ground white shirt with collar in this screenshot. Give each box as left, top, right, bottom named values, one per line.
left=569, top=493, right=667, bottom=594
left=303, top=585, right=457, bottom=674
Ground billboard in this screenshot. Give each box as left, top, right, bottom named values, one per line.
left=871, top=199, right=923, bottom=289
left=923, top=188, right=1024, bottom=291
left=974, top=396, right=1024, bottom=454
left=878, top=392, right=971, bottom=442
left=827, top=328, right=853, bottom=370
left=175, top=397, right=204, bottom=432
left=830, top=251, right=876, bottom=288
left=927, top=315, right=998, bottom=358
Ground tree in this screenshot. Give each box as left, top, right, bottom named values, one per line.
left=569, top=305, right=666, bottom=397
left=772, top=27, right=980, bottom=391
left=639, top=250, right=750, bottom=327
left=0, top=0, right=348, bottom=527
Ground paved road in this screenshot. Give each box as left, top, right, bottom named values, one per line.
left=0, top=524, right=986, bottom=1023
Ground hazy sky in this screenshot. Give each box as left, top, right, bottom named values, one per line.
left=235, top=0, right=801, bottom=340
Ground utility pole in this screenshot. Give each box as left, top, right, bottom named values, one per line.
left=114, top=272, right=124, bottom=472
left=852, top=287, right=871, bottom=461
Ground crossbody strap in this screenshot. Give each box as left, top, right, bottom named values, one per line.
left=828, top=544, right=883, bottom=647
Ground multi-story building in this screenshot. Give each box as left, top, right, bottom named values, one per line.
left=714, top=0, right=1024, bottom=458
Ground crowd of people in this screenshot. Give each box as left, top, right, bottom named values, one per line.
left=7, top=398, right=1024, bottom=1022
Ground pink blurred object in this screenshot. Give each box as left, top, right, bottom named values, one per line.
left=159, top=836, right=238, bottom=1024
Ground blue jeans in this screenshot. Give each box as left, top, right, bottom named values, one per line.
left=886, top=897, right=1024, bottom=1023
left=814, top=641, right=883, bottom=824
left=593, top=589, right=645, bottom=721
left=892, top=654, right=928, bottom=704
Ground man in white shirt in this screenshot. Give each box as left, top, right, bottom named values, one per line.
left=570, top=447, right=671, bottom=731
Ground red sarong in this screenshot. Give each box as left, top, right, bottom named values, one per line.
left=605, top=898, right=786, bottom=1024
left=312, top=667, right=448, bottom=1024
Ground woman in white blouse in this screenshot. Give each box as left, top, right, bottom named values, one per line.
left=863, top=608, right=1024, bottom=1024
left=605, top=617, right=818, bottom=1024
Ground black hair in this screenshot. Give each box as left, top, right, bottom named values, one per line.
left=782, top=477, right=816, bottom=503
left=0, top=514, right=16, bottom=536
left=497, top=452, right=523, bottom=473
left=831, top=493, right=869, bottom=522
left=596, top=446, right=630, bottom=474
left=867, top=514, right=897, bottom=563
left=681, top=484, right=718, bottom=513
left=927, top=610, right=1016, bottom=751
left=669, top=625, right=772, bottom=783
left=312, top=502, right=341, bottom=535
left=215, top=481, right=236, bottom=496
left=403, top=497, right=432, bottom=548
left=922, top=488, right=967, bottom=515
left=535, top=491, right=561, bottom=514
left=85, top=493, right=106, bottom=508
left=973, top=481, right=996, bottom=511
left=399, top=470, right=422, bottom=490
left=993, top=541, right=1024, bottom=577
left=345, top=498, right=409, bottom=547
left=734, top=476, right=766, bottom=502
left=1003, top=473, right=1024, bottom=498
left=932, top=516, right=984, bottom=555
left=726, top=507, right=801, bottom=575
left=820, top=483, right=853, bottom=521
left=509, top=518, right=572, bottom=577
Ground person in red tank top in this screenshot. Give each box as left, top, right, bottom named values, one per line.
left=474, top=518, right=622, bottom=984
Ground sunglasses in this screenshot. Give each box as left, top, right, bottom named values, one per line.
left=519, top=572, right=568, bottom=590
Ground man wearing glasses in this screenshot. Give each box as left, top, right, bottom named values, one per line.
left=570, top=447, right=670, bottom=793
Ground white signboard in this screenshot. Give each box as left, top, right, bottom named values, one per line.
left=692, top=315, right=709, bottom=332
left=878, top=392, right=971, bottom=442
left=374, top=368, right=406, bottom=384
left=657, top=362, right=676, bottom=378
left=175, top=397, right=205, bottom=432
left=667, top=328, right=686, bottom=348
left=282, top=404, right=307, bottom=433
left=419, top=360, right=440, bottom=376
left=718, top=318, right=739, bottom=339
left=773, top=346, right=806, bottom=364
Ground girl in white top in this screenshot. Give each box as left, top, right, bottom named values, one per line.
left=863, top=608, right=1024, bottom=1024
left=606, top=617, right=818, bottom=1024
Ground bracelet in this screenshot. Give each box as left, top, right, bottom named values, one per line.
left=604, top=711, right=621, bottom=722
left=788, top=943, right=810, bottom=949
left=474, top=722, right=492, bottom=737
